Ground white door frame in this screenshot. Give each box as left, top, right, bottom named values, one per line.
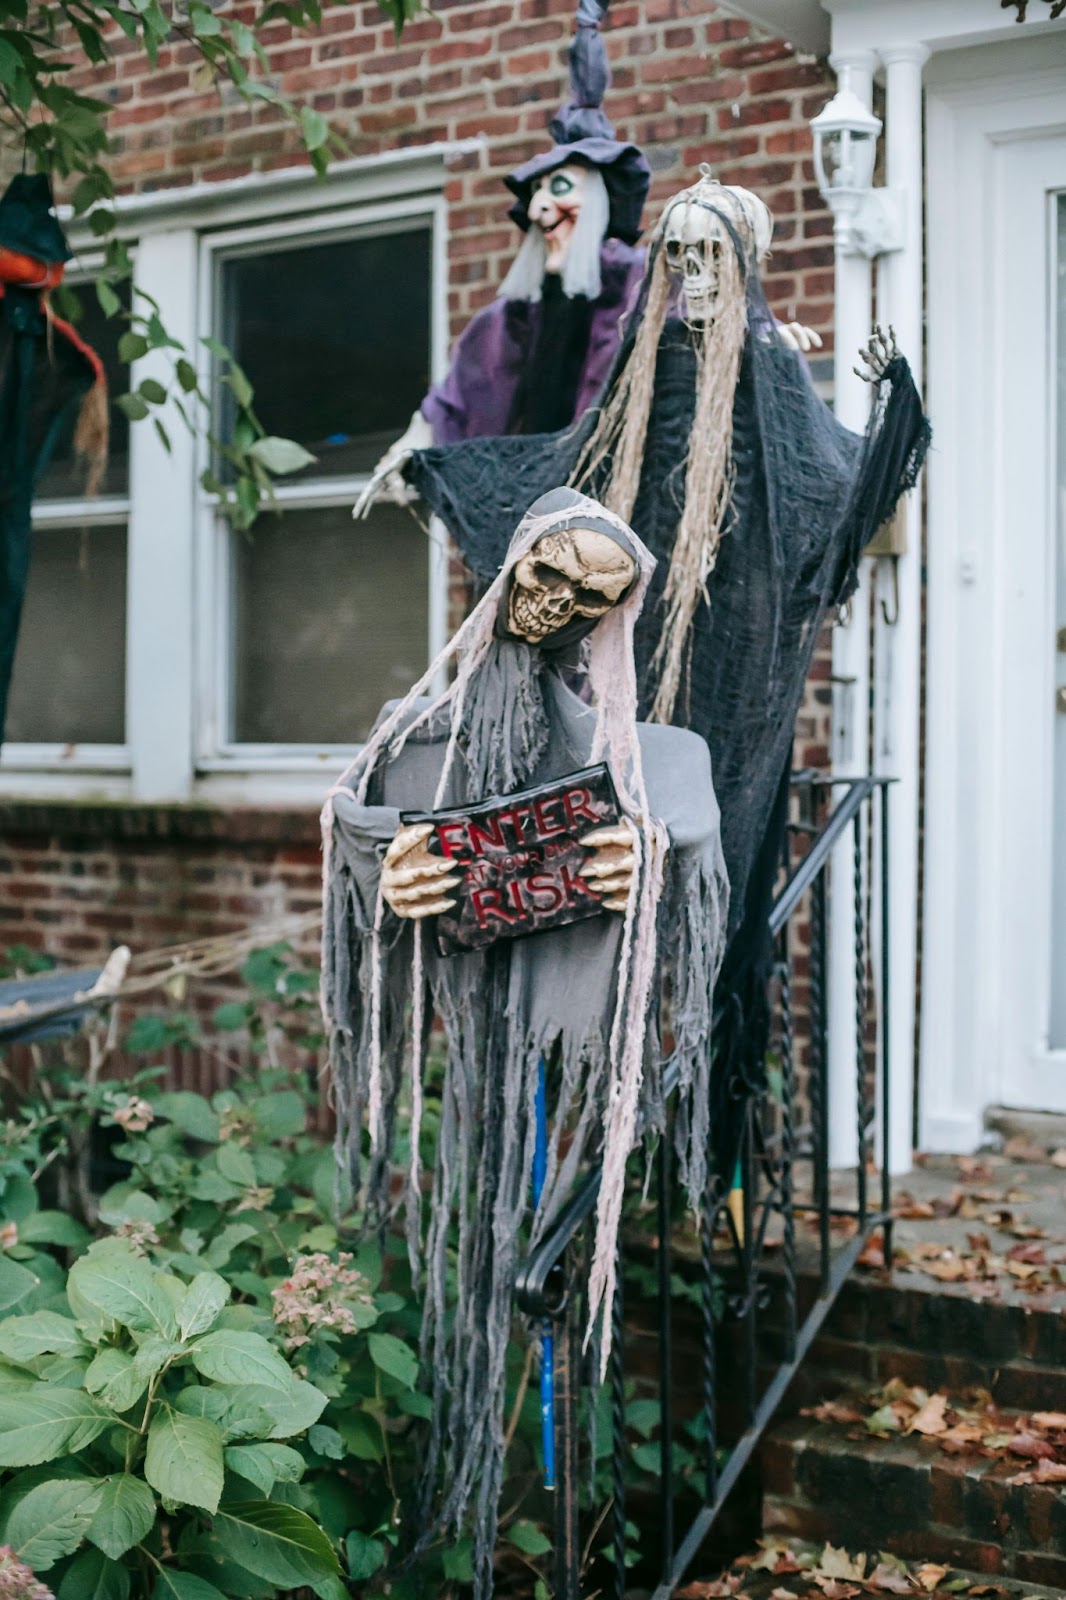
left=921, top=40, right=1066, bottom=1149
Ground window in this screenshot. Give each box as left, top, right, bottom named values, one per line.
left=203, top=213, right=436, bottom=756
left=0, top=152, right=452, bottom=801
left=4, top=275, right=130, bottom=760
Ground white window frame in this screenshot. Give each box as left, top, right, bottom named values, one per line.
left=194, top=196, right=447, bottom=787
left=0, top=146, right=471, bottom=805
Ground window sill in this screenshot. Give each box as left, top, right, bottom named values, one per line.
left=0, top=796, right=320, bottom=847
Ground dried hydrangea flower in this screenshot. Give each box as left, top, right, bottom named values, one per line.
left=0, top=1546, right=55, bottom=1599
left=111, top=1096, right=155, bottom=1133
left=272, top=1253, right=375, bottom=1351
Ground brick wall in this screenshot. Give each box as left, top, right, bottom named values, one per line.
left=1, top=1, right=839, bottom=1029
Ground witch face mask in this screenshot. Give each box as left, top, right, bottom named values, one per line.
left=526, top=162, right=590, bottom=276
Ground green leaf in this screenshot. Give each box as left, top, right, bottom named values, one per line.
left=18, top=1212, right=89, bottom=1249
left=346, top=1528, right=386, bottom=1580
left=116, top=392, right=150, bottom=422
left=395, top=1390, right=433, bottom=1420
left=117, top=332, right=149, bottom=364
left=138, top=377, right=168, bottom=405
left=214, top=1501, right=340, bottom=1586
left=336, top=1411, right=382, bottom=1462
left=247, top=436, right=315, bottom=476
left=84, top=1350, right=148, bottom=1415
left=214, top=1142, right=256, bottom=1188
left=58, top=1546, right=131, bottom=1600
left=96, top=1187, right=164, bottom=1229
left=866, top=1403, right=903, bottom=1435
left=367, top=1331, right=418, bottom=1390
left=132, top=1337, right=186, bottom=1381
left=0, top=1256, right=40, bottom=1314
left=508, top=1520, right=552, bottom=1556
left=151, top=1573, right=227, bottom=1600
left=145, top=1410, right=224, bottom=1513
left=189, top=1330, right=294, bottom=1392
left=68, top=1242, right=177, bottom=1338
left=307, top=1424, right=343, bottom=1459
left=442, top=1537, right=473, bottom=1582
left=7, top=1477, right=103, bottom=1569
left=252, top=1090, right=307, bottom=1139
left=177, top=1273, right=229, bottom=1340
left=224, top=1441, right=304, bottom=1496
left=176, top=358, right=199, bottom=393
left=221, top=1379, right=327, bottom=1440
left=212, top=1001, right=247, bottom=1032
left=0, top=1389, right=110, bottom=1467
left=300, top=106, right=329, bottom=151
left=225, top=365, right=253, bottom=411
left=96, top=280, right=121, bottom=317
left=625, top=1398, right=661, bottom=1439
left=87, top=1474, right=156, bottom=1559
left=0, top=1312, right=87, bottom=1365
left=153, top=1092, right=219, bottom=1142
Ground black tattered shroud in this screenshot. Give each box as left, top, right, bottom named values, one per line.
left=405, top=256, right=930, bottom=1180
left=0, top=288, right=96, bottom=744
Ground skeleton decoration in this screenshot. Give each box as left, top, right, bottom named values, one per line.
left=352, top=0, right=649, bottom=516
left=322, top=487, right=727, bottom=1597
left=402, top=170, right=930, bottom=1191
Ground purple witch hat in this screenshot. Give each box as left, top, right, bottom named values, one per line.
left=504, top=0, right=651, bottom=247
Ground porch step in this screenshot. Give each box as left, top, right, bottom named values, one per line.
left=761, top=1406, right=1066, bottom=1591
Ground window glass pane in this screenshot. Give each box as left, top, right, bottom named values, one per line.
left=233, top=502, right=428, bottom=745
left=5, top=523, right=127, bottom=744
left=36, top=281, right=130, bottom=500
left=220, top=227, right=432, bottom=479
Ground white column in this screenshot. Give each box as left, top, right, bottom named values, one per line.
left=126, top=228, right=199, bottom=801
left=873, top=43, right=929, bottom=1174
left=826, top=51, right=877, bottom=1168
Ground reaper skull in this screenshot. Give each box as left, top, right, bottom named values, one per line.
left=527, top=163, right=590, bottom=276
left=661, top=183, right=772, bottom=324
left=506, top=527, right=636, bottom=644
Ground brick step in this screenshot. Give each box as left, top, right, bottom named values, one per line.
left=756, top=1263, right=1066, bottom=1416
left=761, top=1408, right=1066, bottom=1592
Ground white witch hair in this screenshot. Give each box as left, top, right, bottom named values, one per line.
left=497, top=165, right=611, bottom=303
left=321, top=488, right=668, bottom=1367
left=574, top=174, right=768, bottom=724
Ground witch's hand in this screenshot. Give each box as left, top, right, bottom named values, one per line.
left=381, top=823, right=460, bottom=920
left=578, top=825, right=636, bottom=913
left=855, top=323, right=899, bottom=383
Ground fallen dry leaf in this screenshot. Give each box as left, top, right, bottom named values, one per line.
left=815, top=1546, right=865, bottom=1582
left=966, top=1231, right=992, bottom=1252
left=1007, top=1431, right=1058, bottom=1460
left=676, top=1582, right=740, bottom=1598
left=914, top=1564, right=949, bottom=1592
left=1050, top=1147, right=1066, bottom=1168
left=894, top=1194, right=936, bottom=1220
left=907, top=1393, right=949, bottom=1436
left=865, top=1562, right=913, bottom=1595
left=803, top=1400, right=865, bottom=1425
left=1031, top=1410, right=1066, bottom=1430
left=812, top=1581, right=860, bottom=1599
left=1003, top=1135, right=1047, bottom=1162
left=857, top=1239, right=886, bottom=1270
left=1006, top=1241, right=1047, bottom=1263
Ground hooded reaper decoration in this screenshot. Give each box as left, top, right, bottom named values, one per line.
left=354, top=0, right=650, bottom=513
left=322, top=487, right=727, bottom=1590
left=403, top=172, right=931, bottom=1177
left=0, top=173, right=108, bottom=746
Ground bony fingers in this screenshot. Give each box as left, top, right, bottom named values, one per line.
left=580, top=825, right=633, bottom=849
left=384, top=822, right=435, bottom=862
left=579, top=852, right=635, bottom=880
left=406, top=898, right=456, bottom=920
left=388, top=876, right=461, bottom=904
left=603, top=895, right=631, bottom=912
left=590, top=875, right=632, bottom=896
left=386, top=859, right=456, bottom=887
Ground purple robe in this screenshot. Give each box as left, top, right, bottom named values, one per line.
left=420, top=239, right=645, bottom=444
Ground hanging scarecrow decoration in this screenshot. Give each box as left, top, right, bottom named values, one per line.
left=0, top=172, right=108, bottom=746
left=322, top=486, right=727, bottom=1594
left=354, top=0, right=650, bottom=512
left=401, top=171, right=931, bottom=1175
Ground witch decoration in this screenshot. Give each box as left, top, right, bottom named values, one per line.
left=404, top=170, right=931, bottom=1177
left=354, top=0, right=650, bottom=512
left=0, top=172, right=108, bottom=746
left=322, top=487, right=728, bottom=1593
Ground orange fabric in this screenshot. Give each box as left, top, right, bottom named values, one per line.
left=0, top=247, right=63, bottom=290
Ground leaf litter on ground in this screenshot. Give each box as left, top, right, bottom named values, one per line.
left=680, top=1539, right=1042, bottom=1598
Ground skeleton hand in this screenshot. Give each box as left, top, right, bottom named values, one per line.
left=352, top=409, right=433, bottom=520
left=381, top=823, right=460, bottom=920
left=777, top=321, right=823, bottom=355
left=578, top=825, right=636, bottom=913
left=855, top=323, right=899, bottom=383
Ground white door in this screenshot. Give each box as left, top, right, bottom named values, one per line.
left=921, top=41, right=1066, bottom=1148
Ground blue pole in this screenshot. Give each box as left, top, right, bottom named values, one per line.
left=532, top=1056, right=556, bottom=1489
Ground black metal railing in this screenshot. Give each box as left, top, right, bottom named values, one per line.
left=515, top=774, right=894, bottom=1600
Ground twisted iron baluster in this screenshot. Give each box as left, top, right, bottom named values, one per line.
left=810, top=867, right=830, bottom=1292
left=853, top=812, right=868, bottom=1226
left=778, top=926, right=797, bottom=1362
left=657, top=1125, right=674, bottom=1582
left=700, top=1163, right=719, bottom=1505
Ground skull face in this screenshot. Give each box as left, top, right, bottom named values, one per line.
left=662, top=184, right=773, bottom=323
left=507, top=527, right=636, bottom=644
left=527, top=164, right=589, bottom=276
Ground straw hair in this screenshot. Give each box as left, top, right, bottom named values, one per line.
left=573, top=175, right=758, bottom=722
